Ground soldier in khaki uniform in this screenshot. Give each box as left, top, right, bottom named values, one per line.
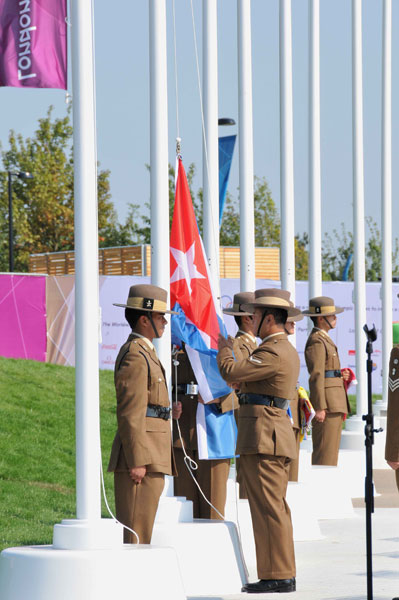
left=222, top=292, right=258, bottom=362
left=303, top=296, right=350, bottom=466
left=108, top=284, right=177, bottom=543
left=385, top=340, right=399, bottom=491
left=284, top=313, right=304, bottom=482
left=218, top=288, right=300, bottom=594
left=172, top=345, right=236, bottom=519
left=223, top=291, right=257, bottom=498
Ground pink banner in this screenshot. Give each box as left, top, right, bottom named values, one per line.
left=0, top=274, right=47, bottom=361
left=0, top=0, right=67, bottom=89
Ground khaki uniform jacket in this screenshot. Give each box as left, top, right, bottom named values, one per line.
left=304, top=328, right=350, bottom=414
left=108, top=334, right=176, bottom=475
left=217, top=333, right=299, bottom=459
left=172, top=347, right=238, bottom=450
left=385, top=346, right=399, bottom=462
left=232, top=330, right=258, bottom=361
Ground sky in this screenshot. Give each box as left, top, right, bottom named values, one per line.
left=0, top=0, right=398, bottom=242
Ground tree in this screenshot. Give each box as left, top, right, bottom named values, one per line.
left=165, top=168, right=309, bottom=278
left=322, top=217, right=399, bottom=281
left=0, top=107, right=119, bottom=272
left=295, top=233, right=309, bottom=281
left=253, top=177, right=280, bottom=247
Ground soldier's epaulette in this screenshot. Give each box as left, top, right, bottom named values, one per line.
left=124, top=339, right=148, bottom=358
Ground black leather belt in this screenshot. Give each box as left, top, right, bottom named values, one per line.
left=146, top=404, right=171, bottom=420
left=239, top=393, right=290, bottom=410
left=325, top=370, right=342, bottom=378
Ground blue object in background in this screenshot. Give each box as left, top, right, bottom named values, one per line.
left=218, top=134, right=236, bottom=225
left=342, top=253, right=353, bottom=281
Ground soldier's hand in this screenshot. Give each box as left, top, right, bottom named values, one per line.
left=129, top=466, right=146, bottom=484
left=315, top=409, right=326, bottom=423
left=172, top=401, right=182, bottom=419
left=342, top=368, right=350, bottom=382
left=218, top=333, right=234, bottom=351
left=387, top=460, right=399, bottom=471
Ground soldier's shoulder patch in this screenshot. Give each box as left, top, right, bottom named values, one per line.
left=389, top=350, right=399, bottom=392
left=389, top=376, right=399, bottom=393
left=249, top=355, right=262, bottom=364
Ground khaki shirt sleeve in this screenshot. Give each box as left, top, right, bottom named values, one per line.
left=115, top=348, right=152, bottom=468
left=217, top=345, right=280, bottom=383
left=305, top=338, right=327, bottom=411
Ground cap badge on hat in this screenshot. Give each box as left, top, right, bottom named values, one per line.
left=144, top=298, right=154, bottom=310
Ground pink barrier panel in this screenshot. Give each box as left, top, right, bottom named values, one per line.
left=0, top=274, right=47, bottom=362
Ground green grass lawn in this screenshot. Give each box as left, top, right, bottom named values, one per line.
left=0, top=357, right=382, bottom=552
left=0, top=357, right=117, bottom=552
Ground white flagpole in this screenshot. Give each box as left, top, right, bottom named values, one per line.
left=53, top=0, right=125, bottom=551
left=71, top=0, right=101, bottom=522
left=309, top=0, right=322, bottom=299
left=149, top=0, right=171, bottom=375
left=380, top=0, right=392, bottom=410
left=279, top=0, right=296, bottom=304
left=202, top=0, right=220, bottom=284
left=350, top=0, right=367, bottom=425
left=237, top=0, right=255, bottom=292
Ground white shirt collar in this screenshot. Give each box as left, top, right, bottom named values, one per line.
left=262, top=331, right=286, bottom=343
left=238, top=329, right=256, bottom=343
left=131, top=332, right=155, bottom=351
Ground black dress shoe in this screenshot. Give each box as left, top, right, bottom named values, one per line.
left=241, top=577, right=296, bottom=593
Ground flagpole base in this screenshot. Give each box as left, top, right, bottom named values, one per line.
left=52, top=518, right=123, bottom=550
left=0, top=543, right=186, bottom=600
left=152, top=519, right=247, bottom=595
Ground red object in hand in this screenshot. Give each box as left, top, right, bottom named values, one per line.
left=342, top=367, right=357, bottom=392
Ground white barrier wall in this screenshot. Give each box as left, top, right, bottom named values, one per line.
left=99, top=277, right=399, bottom=394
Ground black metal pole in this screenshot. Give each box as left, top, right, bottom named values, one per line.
left=8, top=171, right=14, bottom=273
left=362, top=325, right=382, bottom=600
left=365, top=336, right=374, bottom=600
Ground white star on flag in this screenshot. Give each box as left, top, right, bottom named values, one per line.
left=170, top=241, right=205, bottom=295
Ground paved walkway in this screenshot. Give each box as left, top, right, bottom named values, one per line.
left=188, top=468, right=399, bottom=600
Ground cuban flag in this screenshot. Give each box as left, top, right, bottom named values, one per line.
left=170, top=157, right=237, bottom=460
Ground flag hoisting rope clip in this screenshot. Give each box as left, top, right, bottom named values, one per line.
left=176, top=137, right=182, bottom=159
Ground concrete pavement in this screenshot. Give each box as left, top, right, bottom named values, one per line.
left=188, top=507, right=399, bottom=600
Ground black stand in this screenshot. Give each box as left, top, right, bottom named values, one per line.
left=362, top=325, right=383, bottom=600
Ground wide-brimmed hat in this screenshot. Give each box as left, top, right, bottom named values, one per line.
left=223, top=292, right=255, bottom=316
left=302, top=296, right=344, bottom=317
left=287, top=312, right=304, bottom=323
left=113, top=284, right=178, bottom=314
left=242, top=288, right=301, bottom=318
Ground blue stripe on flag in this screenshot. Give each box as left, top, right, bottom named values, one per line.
left=171, top=303, right=232, bottom=400
left=203, top=404, right=237, bottom=459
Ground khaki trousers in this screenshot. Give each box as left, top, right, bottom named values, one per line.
left=240, top=454, right=296, bottom=580
left=311, top=412, right=343, bottom=466
left=288, top=428, right=301, bottom=482
left=114, top=471, right=165, bottom=544
left=173, top=448, right=230, bottom=519
left=234, top=412, right=248, bottom=499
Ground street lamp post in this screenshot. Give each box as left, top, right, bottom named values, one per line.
left=8, top=170, right=33, bottom=272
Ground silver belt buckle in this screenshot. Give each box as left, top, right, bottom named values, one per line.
left=186, top=383, right=198, bottom=396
